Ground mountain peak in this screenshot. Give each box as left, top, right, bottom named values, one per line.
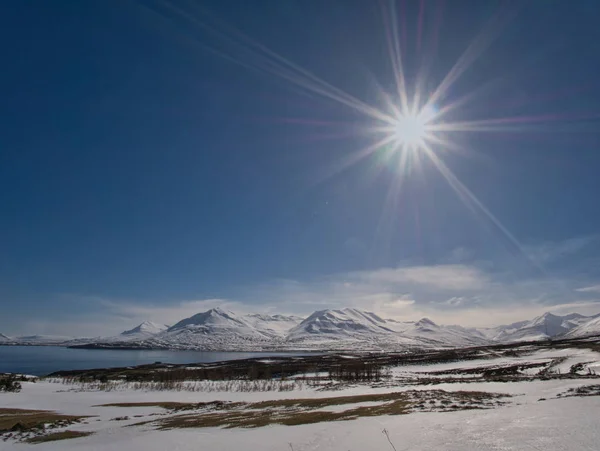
left=565, top=315, right=600, bottom=338
left=168, top=308, right=247, bottom=332
left=121, top=321, right=168, bottom=336
left=416, top=318, right=437, bottom=327
left=531, top=312, right=563, bottom=327
left=560, top=312, right=587, bottom=321
left=287, top=308, right=395, bottom=341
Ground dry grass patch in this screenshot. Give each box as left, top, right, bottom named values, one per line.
left=138, top=389, right=509, bottom=430
left=24, top=430, right=93, bottom=444
left=96, top=401, right=193, bottom=409
left=96, top=400, right=243, bottom=412
left=249, top=390, right=506, bottom=411
left=557, top=384, right=600, bottom=398
left=248, top=392, right=408, bottom=410
left=0, top=408, right=88, bottom=433
left=155, top=399, right=411, bottom=429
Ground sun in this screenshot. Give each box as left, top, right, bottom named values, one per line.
left=394, top=114, right=427, bottom=148
left=389, top=105, right=436, bottom=150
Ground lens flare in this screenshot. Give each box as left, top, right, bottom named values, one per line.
left=394, top=113, right=428, bottom=148
left=143, top=0, right=593, bottom=276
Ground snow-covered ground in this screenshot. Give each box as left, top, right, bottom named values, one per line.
left=2, top=346, right=600, bottom=450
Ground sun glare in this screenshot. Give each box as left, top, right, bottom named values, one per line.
left=388, top=104, right=437, bottom=151
left=394, top=113, right=429, bottom=148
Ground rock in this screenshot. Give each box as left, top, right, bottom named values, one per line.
left=10, top=423, right=25, bottom=432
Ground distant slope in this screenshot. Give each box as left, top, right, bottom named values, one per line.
left=12, top=335, right=75, bottom=345
left=121, top=321, right=169, bottom=338
left=564, top=316, right=600, bottom=338
left=286, top=309, right=490, bottom=349
left=484, top=312, right=599, bottom=343
left=244, top=313, right=303, bottom=338
left=166, top=308, right=268, bottom=338
left=287, top=308, right=395, bottom=341
left=394, top=318, right=490, bottom=347
left=137, top=308, right=286, bottom=350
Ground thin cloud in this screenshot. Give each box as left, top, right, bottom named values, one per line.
left=575, top=285, right=600, bottom=293
left=38, top=266, right=600, bottom=334
left=351, top=265, right=488, bottom=291
left=525, top=235, right=598, bottom=265
left=6, top=236, right=600, bottom=335
left=100, top=298, right=248, bottom=327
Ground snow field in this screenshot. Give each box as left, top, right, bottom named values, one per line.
left=2, top=346, right=600, bottom=450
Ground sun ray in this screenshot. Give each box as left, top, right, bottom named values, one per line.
left=150, top=0, right=398, bottom=125
left=137, top=0, right=599, bottom=280
left=429, top=112, right=600, bottom=133
left=423, top=4, right=518, bottom=113
left=380, top=0, right=410, bottom=113
left=421, top=143, right=545, bottom=274
left=307, top=134, right=399, bottom=189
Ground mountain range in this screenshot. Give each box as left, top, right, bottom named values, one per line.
left=2, top=308, right=600, bottom=351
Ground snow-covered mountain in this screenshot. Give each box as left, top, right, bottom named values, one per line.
left=166, top=308, right=269, bottom=338
left=287, top=308, right=395, bottom=341
left=135, top=308, right=294, bottom=350
left=392, top=318, right=490, bottom=347
left=482, top=312, right=600, bottom=343
left=4, top=308, right=600, bottom=351
left=285, top=309, right=490, bottom=349
left=10, top=335, right=75, bottom=345
left=564, top=315, right=600, bottom=338
left=244, top=313, right=303, bottom=338
left=120, top=321, right=169, bottom=338
left=283, top=309, right=429, bottom=350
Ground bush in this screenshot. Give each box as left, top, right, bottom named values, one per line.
left=0, top=375, right=22, bottom=393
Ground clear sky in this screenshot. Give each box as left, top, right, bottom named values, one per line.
left=2, top=0, right=600, bottom=336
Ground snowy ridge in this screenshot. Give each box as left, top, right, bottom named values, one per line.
left=82, top=308, right=495, bottom=351
left=283, top=308, right=428, bottom=350
left=4, top=309, right=600, bottom=351
left=12, top=335, right=75, bottom=345
left=564, top=315, right=600, bottom=338
left=121, top=321, right=169, bottom=337
left=244, top=313, right=304, bottom=338
left=482, top=312, right=600, bottom=343
left=393, top=318, right=490, bottom=347
left=287, top=308, right=396, bottom=341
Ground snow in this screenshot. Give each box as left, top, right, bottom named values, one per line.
left=565, top=315, right=600, bottom=338
left=287, top=308, right=395, bottom=340
left=244, top=313, right=304, bottom=338
left=120, top=322, right=169, bottom=338
left=285, top=309, right=491, bottom=350
left=390, top=318, right=490, bottom=347
left=3, top=345, right=600, bottom=450
left=6, top=335, right=76, bottom=345
left=3, top=378, right=600, bottom=450
left=480, top=312, right=600, bottom=343
left=390, top=347, right=600, bottom=382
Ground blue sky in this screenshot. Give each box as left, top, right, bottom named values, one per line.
left=2, top=0, right=600, bottom=336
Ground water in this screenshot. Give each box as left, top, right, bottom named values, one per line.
left=0, top=346, right=312, bottom=376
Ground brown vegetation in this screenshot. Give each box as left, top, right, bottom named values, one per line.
left=0, top=408, right=88, bottom=433
left=113, top=389, right=509, bottom=430
left=24, top=430, right=93, bottom=443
